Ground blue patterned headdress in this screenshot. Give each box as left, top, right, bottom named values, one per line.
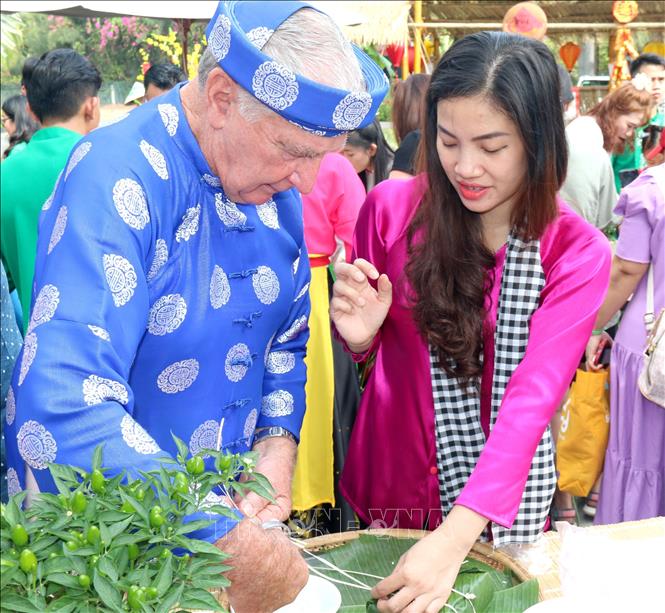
left=205, top=0, right=389, bottom=137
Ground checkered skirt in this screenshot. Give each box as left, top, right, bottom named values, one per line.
left=430, top=233, right=556, bottom=545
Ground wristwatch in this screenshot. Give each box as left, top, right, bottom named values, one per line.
left=252, top=426, right=297, bottom=445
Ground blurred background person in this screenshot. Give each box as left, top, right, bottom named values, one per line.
left=560, top=82, right=652, bottom=230
left=342, top=117, right=394, bottom=192
left=292, top=152, right=365, bottom=533
left=585, top=159, right=664, bottom=525
left=0, top=48, right=102, bottom=331
left=389, top=73, right=430, bottom=179
left=612, top=53, right=665, bottom=191
left=2, top=95, right=39, bottom=159
left=143, top=63, right=186, bottom=101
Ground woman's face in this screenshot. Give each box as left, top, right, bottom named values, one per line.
left=2, top=114, right=16, bottom=137
left=613, top=110, right=645, bottom=150
left=342, top=142, right=376, bottom=174
left=436, top=94, right=526, bottom=220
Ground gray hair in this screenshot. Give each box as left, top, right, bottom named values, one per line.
left=197, top=8, right=365, bottom=122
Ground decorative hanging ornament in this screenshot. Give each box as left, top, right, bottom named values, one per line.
left=559, top=42, right=581, bottom=72
left=502, top=2, right=548, bottom=41
left=610, top=1, right=640, bottom=91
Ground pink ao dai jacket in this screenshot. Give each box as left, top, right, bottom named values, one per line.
left=339, top=176, right=612, bottom=532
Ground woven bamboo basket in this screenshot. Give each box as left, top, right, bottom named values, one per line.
left=201, top=527, right=543, bottom=611
left=303, top=528, right=539, bottom=596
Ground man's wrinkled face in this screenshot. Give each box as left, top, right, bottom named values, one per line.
left=212, top=108, right=346, bottom=204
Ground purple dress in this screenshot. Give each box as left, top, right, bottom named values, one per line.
left=596, top=164, right=665, bottom=524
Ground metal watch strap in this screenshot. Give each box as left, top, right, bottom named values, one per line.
left=252, top=426, right=297, bottom=445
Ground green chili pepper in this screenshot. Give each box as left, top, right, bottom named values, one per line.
left=173, top=472, right=189, bottom=495
left=149, top=505, right=164, bottom=529
left=127, top=543, right=140, bottom=561
left=10, top=524, right=28, bottom=548
left=65, top=540, right=79, bottom=552
left=186, top=456, right=205, bottom=475
left=86, top=525, right=101, bottom=546
left=127, top=585, right=143, bottom=610
left=78, top=574, right=91, bottom=589
left=70, top=491, right=87, bottom=514
left=18, top=549, right=37, bottom=574
left=145, top=586, right=158, bottom=600
left=90, top=469, right=106, bottom=494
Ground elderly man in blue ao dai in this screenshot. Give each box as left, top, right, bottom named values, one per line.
left=4, top=1, right=387, bottom=611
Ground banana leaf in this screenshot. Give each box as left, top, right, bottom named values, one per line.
left=308, top=534, right=539, bottom=613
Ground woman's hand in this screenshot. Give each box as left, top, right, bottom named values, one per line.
left=372, top=507, right=488, bottom=613
left=585, top=331, right=613, bottom=371
left=331, top=258, right=392, bottom=352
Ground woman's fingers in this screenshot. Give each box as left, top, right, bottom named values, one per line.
left=329, top=296, right=354, bottom=317
left=332, top=280, right=366, bottom=307
left=353, top=258, right=380, bottom=280
left=377, top=273, right=393, bottom=305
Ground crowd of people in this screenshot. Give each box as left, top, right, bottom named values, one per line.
left=0, top=1, right=663, bottom=612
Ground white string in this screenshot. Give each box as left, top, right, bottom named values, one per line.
left=307, top=564, right=374, bottom=591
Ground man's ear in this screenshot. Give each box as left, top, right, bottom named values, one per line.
left=82, top=96, right=100, bottom=124
left=205, top=67, right=237, bottom=129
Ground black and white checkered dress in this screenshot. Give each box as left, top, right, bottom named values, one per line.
left=430, top=233, right=556, bottom=545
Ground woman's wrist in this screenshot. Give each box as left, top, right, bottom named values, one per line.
left=435, top=506, right=489, bottom=557
left=346, top=335, right=376, bottom=354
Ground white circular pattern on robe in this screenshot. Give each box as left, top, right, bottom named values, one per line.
left=88, top=325, right=111, bottom=341
left=147, top=239, right=168, bottom=282
left=292, top=255, right=300, bottom=276
left=147, top=294, right=187, bottom=335
left=28, top=284, right=60, bottom=332
left=261, top=390, right=295, bottom=417
left=83, top=374, right=129, bottom=406
left=6, top=386, right=15, bottom=425
left=246, top=26, right=274, bottom=49
left=157, top=359, right=199, bottom=394
left=276, top=315, right=307, bottom=344
left=7, top=467, right=21, bottom=497
left=210, top=265, right=231, bottom=309
left=214, top=193, right=247, bottom=227
left=294, top=282, right=310, bottom=302
left=158, top=103, right=179, bottom=137
left=189, top=420, right=220, bottom=457
left=332, top=92, right=373, bottom=131
left=252, top=61, right=299, bottom=111
left=65, top=141, right=92, bottom=180
left=139, top=139, right=168, bottom=180
left=112, top=178, right=150, bottom=230
left=243, top=408, right=258, bottom=439
left=19, top=333, right=38, bottom=386
left=175, top=204, right=201, bottom=243
left=209, top=14, right=232, bottom=60
left=202, top=173, right=221, bottom=188
left=252, top=266, right=280, bottom=305
left=48, top=205, right=68, bottom=254
left=266, top=351, right=296, bottom=375
left=41, top=171, right=62, bottom=212
left=256, top=199, right=279, bottom=229
left=201, top=490, right=231, bottom=510
left=224, top=343, right=252, bottom=382
left=120, top=414, right=160, bottom=455
left=103, top=254, right=138, bottom=307
left=17, top=420, right=57, bottom=469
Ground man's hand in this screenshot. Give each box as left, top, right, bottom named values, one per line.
left=217, top=519, right=308, bottom=613
left=238, top=436, right=297, bottom=522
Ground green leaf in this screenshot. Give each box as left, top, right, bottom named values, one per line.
left=92, top=444, right=104, bottom=471
left=47, top=464, right=79, bottom=496
left=119, top=491, right=150, bottom=525
left=173, top=536, right=225, bottom=557
left=46, top=596, right=79, bottom=612
left=177, top=587, right=225, bottom=611
left=154, top=555, right=173, bottom=596
left=108, top=515, right=134, bottom=540
left=98, top=555, right=119, bottom=583
left=0, top=593, right=42, bottom=613
left=172, top=433, right=189, bottom=463
left=93, top=567, right=124, bottom=612
left=5, top=491, right=27, bottom=526
left=486, top=578, right=540, bottom=613
left=175, top=519, right=214, bottom=535
left=44, top=556, right=76, bottom=575
left=46, top=573, right=82, bottom=589
left=155, top=583, right=184, bottom=613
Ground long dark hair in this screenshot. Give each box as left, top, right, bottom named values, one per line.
left=2, top=95, right=40, bottom=159
left=346, top=118, right=394, bottom=190
left=406, top=31, right=567, bottom=380
left=392, top=73, right=430, bottom=143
